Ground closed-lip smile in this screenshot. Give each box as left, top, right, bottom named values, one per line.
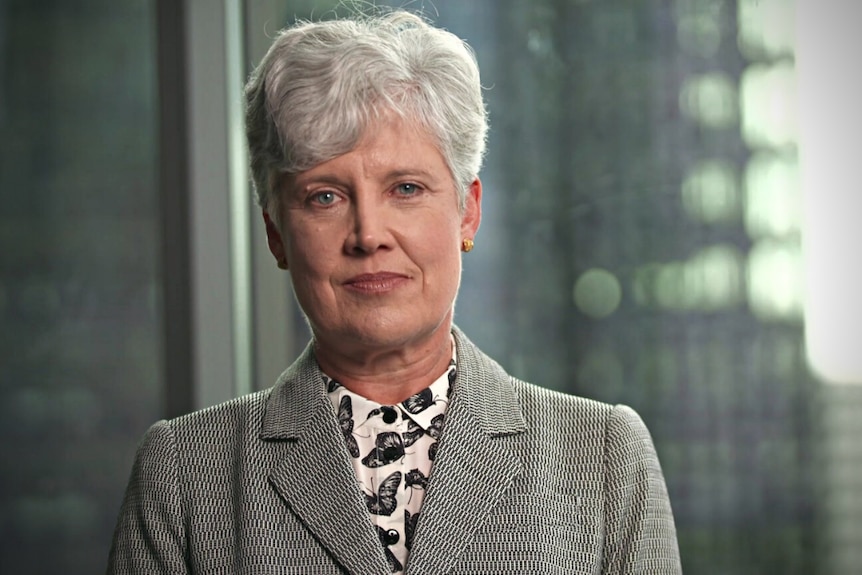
left=343, top=272, right=409, bottom=293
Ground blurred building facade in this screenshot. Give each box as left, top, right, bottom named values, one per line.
left=0, top=0, right=859, bottom=573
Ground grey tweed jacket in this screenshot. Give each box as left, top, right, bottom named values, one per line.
left=107, top=327, right=682, bottom=574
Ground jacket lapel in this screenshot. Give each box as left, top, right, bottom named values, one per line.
left=405, top=328, right=527, bottom=575
left=261, top=343, right=391, bottom=575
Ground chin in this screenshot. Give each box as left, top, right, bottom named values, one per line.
left=322, top=314, right=450, bottom=353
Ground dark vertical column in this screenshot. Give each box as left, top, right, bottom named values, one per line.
left=156, top=0, right=194, bottom=418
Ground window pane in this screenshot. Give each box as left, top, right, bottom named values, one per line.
left=242, top=2, right=857, bottom=574
left=0, top=0, right=161, bottom=572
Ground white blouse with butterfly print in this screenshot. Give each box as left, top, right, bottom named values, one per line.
left=325, top=350, right=456, bottom=574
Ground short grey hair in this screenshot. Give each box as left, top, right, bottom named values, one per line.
left=244, top=10, right=488, bottom=215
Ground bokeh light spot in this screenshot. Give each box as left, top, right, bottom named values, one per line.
left=574, top=268, right=622, bottom=319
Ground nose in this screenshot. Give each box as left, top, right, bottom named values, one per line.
left=344, top=194, right=391, bottom=255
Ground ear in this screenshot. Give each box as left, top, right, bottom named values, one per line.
left=262, top=210, right=289, bottom=270
left=460, top=178, right=482, bottom=240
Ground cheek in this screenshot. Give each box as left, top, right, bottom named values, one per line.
left=416, top=229, right=463, bottom=284
left=436, top=220, right=465, bottom=262
left=284, top=223, right=330, bottom=272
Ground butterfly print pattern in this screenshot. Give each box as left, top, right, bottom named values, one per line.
left=324, top=348, right=456, bottom=575
left=428, top=441, right=439, bottom=462
left=404, top=509, right=419, bottom=551
left=365, top=471, right=401, bottom=516
left=428, top=413, right=445, bottom=439
left=405, top=468, right=429, bottom=490
left=401, top=420, right=424, bottom=448
left=361, top=432, right=405, bottom=468
left=338, top=395, right=360, bottom=458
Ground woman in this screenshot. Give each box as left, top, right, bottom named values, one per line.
left=108, top=10, right=681, bottom=575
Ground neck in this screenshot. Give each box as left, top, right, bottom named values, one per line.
left=314, top=326, right=453, bottom=404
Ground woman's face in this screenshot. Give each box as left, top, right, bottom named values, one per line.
left=264, top=116, right=482, bottom=358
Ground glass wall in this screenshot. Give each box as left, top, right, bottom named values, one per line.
left=0, top=0, right=162, bottom=572
left=243, top=1, right=859, bottom=574
left=2, top=0, right=858, bottom=572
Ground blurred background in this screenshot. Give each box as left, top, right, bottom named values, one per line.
left=1, top=0, right=860, bottom=573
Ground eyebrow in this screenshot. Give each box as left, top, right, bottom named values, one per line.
left=384, top=168, right=437, bottom=180
left=294, top=168, right=441, bottom=189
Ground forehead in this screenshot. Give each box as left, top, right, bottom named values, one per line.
left=292, top=116, right=452, bottom=185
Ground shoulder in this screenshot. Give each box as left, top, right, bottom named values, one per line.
left=506, top=377, right=662, bottom=471
left=136, top=388, right=274, bottom=459
left=171, top=388, right=273, bottom=429
left=509, top=378, right=669, bottom=506
left=510, top=376, right=612, bottom=417
left=124, top=388, right=286, bottom=507
left=452, top=326, right=652, bottom=443
left=510, top=376, right=644, bottom=435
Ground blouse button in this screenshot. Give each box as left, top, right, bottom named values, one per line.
left=381, top=406, right=398, bottom=424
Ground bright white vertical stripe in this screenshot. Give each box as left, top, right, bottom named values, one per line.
left=225, top=0, right=253, bottom=397
left=246, top=2, right=298, bottom=391
left=188, top=0, right=233, bottom=408
left=797, top=0, right=862, bottom=384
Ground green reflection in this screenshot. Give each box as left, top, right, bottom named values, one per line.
left=744, top=152, right=801, bottom=238
left=680, top=72, right=738, bottom=128
left=747, top=239, right=804, bottom=321
left=675, top=0, right=723, bottom=59
left=655, top=262, right=687, bottom=309
left=573, top=268, right=622, bottom=319
left=737, top=0, right=797, bottom=60
left=740, top=62, right=798, bottom=149
left=682, top=159, right=740, bottom=224
left=640, top=245, right=744, bottom=311
left=688, top=245, right=745, bottom=311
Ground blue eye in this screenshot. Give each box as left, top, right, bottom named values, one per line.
left=312, top=191, right=338, bottom=205
left=396, top=183, right=419, bottom=195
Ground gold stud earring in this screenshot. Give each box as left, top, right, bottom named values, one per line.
left=462, top=238, right=474, bottom=253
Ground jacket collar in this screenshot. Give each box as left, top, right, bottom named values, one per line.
left=259, top=338, right=323, bottom=440
left=260, top=325, right=528, bottom=440
left=448, top=325, right=528, bottom=436
left=258, top=325, right=528, bottom=575
left=403, top=326, right=527, bottom=573
left=259, top=339, right=392, bottom=575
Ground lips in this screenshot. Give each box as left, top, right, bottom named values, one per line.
left=343, top=272, right=409, bottom=293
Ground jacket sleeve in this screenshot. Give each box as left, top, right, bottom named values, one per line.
left=601, top=405, right=682, bottom=574
left=106, top=420, right=190, bottom=575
